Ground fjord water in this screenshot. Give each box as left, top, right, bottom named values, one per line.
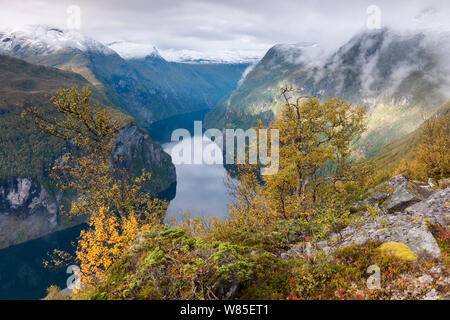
left=0, top=224, right=85, bottom=300
left=149, top=108, right=233, bottom=220
left=163, top=134, right=232, bottom=221
left=0, top=109, right=233, bottom=299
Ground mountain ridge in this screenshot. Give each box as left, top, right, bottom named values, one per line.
left=0, top=25, right=249, bottom=128
left=205, top=27, right=450, bottom=157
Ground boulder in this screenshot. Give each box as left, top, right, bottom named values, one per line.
left=404, top=187, right=450, bottom=227
left=352, top=191, right=388, bottom=212
left=380, top=174, right=431, bottom=213
left=333, top=213, right=441, bottom=258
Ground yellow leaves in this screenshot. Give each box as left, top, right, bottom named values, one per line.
left=395, top=112, right=450, bottom=180
left=76, top=207, right=146, bottom=286
left=265, top=93, right=367, bottom=209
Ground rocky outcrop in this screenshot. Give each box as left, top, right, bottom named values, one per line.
left=336, top=175, right=449, bottom=258
left=0, top=124, right=176, bottom=249
left=0, top=177, right=72, bottom=249
left=113, top=123, right=176, bottom=192
left=405, top=187, right=450, bottom=227
left=333, top=214, right=442, bottom=258
left=284, top=175, right=449, bottom=261
left=380, top=175, right=433, bottom=213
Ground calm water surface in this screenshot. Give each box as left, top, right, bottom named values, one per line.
left=163, top=134, right=233, bottom=220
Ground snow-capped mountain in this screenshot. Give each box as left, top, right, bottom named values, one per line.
left=107, top=42, right=165, bottom=60
left=0, top=25, right=115, bottom=58
left=0, top=25, right=260, bottom=64
left=0, top=25, right=249, bottom=129
left=107, top=40, right=261, bottom=64
left=160, top=48, right=262, bottom=64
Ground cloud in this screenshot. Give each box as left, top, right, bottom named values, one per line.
left=0, top=0, right=449, bottom=60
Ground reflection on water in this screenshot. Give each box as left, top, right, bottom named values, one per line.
left=163, top=134, right=233, bottom=220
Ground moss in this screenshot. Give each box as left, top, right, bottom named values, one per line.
left=377, top=242, right=418, bottom=262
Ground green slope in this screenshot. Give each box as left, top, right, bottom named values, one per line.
left=372, top=99, right=450, bottom=171
left=0, top=54, right=116, bottom=179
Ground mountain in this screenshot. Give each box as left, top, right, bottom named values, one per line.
left=126, top=55, right=249, bottom=122
left=0, top=26, right=249, bottom=129
left=372, top=99, right=450, bottom=171
left=205, top=28, right=450, bottom=157
left=0, top=54, right=175, bottom=249
left=108, top=41, right=262, bottom=64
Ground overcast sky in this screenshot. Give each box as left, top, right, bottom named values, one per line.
left=1, top=0, right=449, bottom=59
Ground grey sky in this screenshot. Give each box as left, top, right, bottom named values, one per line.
left=0, top=0, right=449, bottom=59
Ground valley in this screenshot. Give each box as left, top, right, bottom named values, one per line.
left=0, top=1, right=448, bottom=302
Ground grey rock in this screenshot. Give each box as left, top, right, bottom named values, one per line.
left=423, top=288, right=440, bottom=300
left=381, top=175, right=421, bottom=213
left=429, top=266, right=442, bottom=274
left=376, top=174, right=433, bottom=214
left=7, top=178, right=32, bottom=208
left=428, top=178, right=437, bottom=188
left=404, top=187, right=450, bottom=226
left=417, top=274, right=433, bottom=286
left=333, top=213, right=441, bottom=258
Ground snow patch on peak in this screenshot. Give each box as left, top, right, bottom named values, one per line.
left=271, top=42, right=318, bottom=51
left=107, top=41, right=159, bottom=60
left=107, top=41, right=261, bottom=64
left=161, top=49, right=261, bottom=64
left=148, top=46, right=164, bottom=60
left=0, top=25, right=115, bottom=57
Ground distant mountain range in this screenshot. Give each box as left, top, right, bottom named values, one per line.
left=205, top=27, right=450, bottom=158
left=107, top=41, right=262, bottom=64
left=0, top=25, right=249, bottom=130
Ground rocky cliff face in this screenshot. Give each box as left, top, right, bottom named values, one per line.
left=113, top=123, right=176, bottom=192
left=0, top=123, right=176, bottom=249
left=0, top=177, right=73, bottom=249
